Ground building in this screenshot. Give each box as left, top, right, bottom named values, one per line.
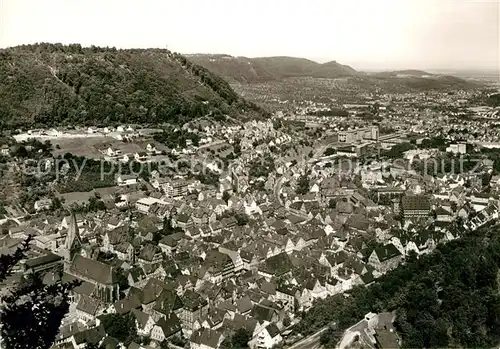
left=338, top=126, right=379, bottom=144
left=446, top=143, right=467, bottom=154
left=253, top=323, right=282, bottom=349
left=34, top=198, right=52, bottom=212
left=151, top=312, right=183, bottom=342
left=190, top=328, right=224, bottom=349
left=203, top=250, right=235, bottom=284
left=135, top=197, right=166, bottom=214
left=401, top=195, right=431, bottom=218
left=116, top=175, right=138, bottom=186
left=66, top=255, right=120, bottom=303
left=368, top=244, right=403, bottom=272
left=179, top=290, right=209, bottom=331
left=60, top=213, right=82, bottom=270
left=164, top=180, right=189, bottom=198
left=23, top=252, right=63, bottom=274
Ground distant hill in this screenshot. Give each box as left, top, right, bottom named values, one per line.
left=186, top=54, right=358, bottom=83
left=0, top=44, right=265, bottom=128
left=368, top=70, right=433, bottom=78
left=187, top=54, right=479, bottom=92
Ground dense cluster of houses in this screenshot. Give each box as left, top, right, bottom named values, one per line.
left=2, top=99, right=500, bottom=349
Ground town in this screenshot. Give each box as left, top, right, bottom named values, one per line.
left=1, top=85, right=500, bottom=349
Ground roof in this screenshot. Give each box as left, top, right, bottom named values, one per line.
left=401, top=195, right=431, bottom=211
left=251, top=303, right=276, bottom=322
left=204, top=249, right=233, bottom=271
left=131, top=309, right=151, bottom=329
left=25, top=252, right=62, bottom=268
left=374, top=244, right=402, bottom=262
left=138, top=244, right=160, bottom=262
left=258, top=252, right=293, bottom=277
left=375, top=329, right=400, bottom=349
left=76, top=295, right=101, bottom=315
left=72, top=325, right=105, bottom=346
left=141, top=278, right=167, bottom=304
left=153, top=289, right=183, bottom=315
left=190, top=328, right=223, bottom=348
left=114, top=293, right=141, bottom=314
left=181, top=290, right=208, bottom=311
left=69, top=255, right=116, bottom=285
left=237, top=295, right=253, bottom=314
left=266, top=323, right=281, bottom=338
left=156, top=312, right=182, bottom=338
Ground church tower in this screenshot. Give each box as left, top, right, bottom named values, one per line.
left=62, top=212, right=82, bottom=271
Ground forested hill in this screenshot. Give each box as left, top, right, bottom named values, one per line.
left=297, top=223, right=500, bottom=348
left=0, top=43, right=266, bottom=128
left=187, top=54, right=479, bottom=93
left=186, top=54, right=359, bottom=83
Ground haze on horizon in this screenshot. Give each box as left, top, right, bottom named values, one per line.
left=1, top=0, right=498, bottom=72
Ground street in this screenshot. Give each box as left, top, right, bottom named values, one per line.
left=287, top=326, right=329, bottom=349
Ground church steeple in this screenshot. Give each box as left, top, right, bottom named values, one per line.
left=62, top=212, right=81, bottom=270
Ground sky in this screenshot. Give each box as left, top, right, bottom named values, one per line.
left=0, top=0, right=498, bottom=71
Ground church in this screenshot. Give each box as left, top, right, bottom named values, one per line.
left=59, top=213, right=120, bottom=303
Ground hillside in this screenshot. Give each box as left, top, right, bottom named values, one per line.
left=297, top=224, right=500, bottom=348
left=186, top=54, right=358, bottom=83
left=187, top=54, right=478, bottom=94
left=0, top=44, right=265, bottom=128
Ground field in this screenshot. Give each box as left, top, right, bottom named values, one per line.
left=51, top=136, right=162, bottom=159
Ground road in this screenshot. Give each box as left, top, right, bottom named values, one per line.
left=287, top=326, right=329, bottom=349
left=273, top=176, right=286, bottom=206
left=308, top=141, right=343, bottom=163
left=197, top=139, right=226, bottom=150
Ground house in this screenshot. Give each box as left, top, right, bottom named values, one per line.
left=134, top=152, right=148, bottom=162
left=0, top=144, right=10, bottom=156
left=179, top=290, right=209, bottom=331
left=153, top=289, right=184, bottom=320
left=102, top=226, right=129, bottom=253
left=114, top=242, right=135, bottom=262
left=190, top=328, right=224, bottom=349
left=151, top=312, right=183, bottom=342
left=435, top=207, right=453, bottom=222
left=161, top=180, right=189, bottom=198
left=337, top=312, right=398, bottom=349
left=138, top=244, right=163, bottom=266
left=203, top=250, right=235, bottom=284
left=401, top=195, right=431, bottom=218
left=258, top=253, right=293, bottom=280
left=252, top=323, right=282, bottom=349
left=131, top=309, right=156, bottom=336
left=136, top=197, right=163, bottom=214
left=158, top=232, right=185, bottom=255
left=34, top=198, right=52, bottom=212
left=104, top=147, right=121, bottom=157
left=117, top=175, right=138, bottom=186
left=75, top=295, right=102, bottom=324
left=146, top=143, right=158, bottom=154
left=368, top=244, right=403, bottom=272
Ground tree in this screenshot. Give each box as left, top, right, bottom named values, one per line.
left=328, top=199, right=337, bottom=209
left=99, top=313, right=138, bottom=345
left=222, top=191, right=231, bottom=203
left=283, top=314, right=292, bottom=327
left=115, top=267, right=130, bottom=294
left=231, top=328, right=251, bottom=348
left=235, top=213, right=249, bottom=226
left=296, top=174, right=309, bottom=195
left=0, top=236, right=80, bottom=349
left=324, top=147, right=337, bottom=156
